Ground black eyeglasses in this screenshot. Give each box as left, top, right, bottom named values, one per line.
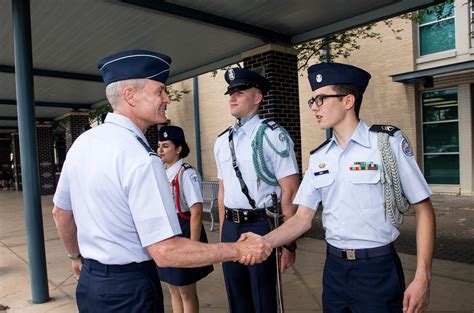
left=308, top=94, right=347, bottom=109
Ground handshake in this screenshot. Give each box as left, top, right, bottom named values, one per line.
left=234, top=232, right=273, bottom=265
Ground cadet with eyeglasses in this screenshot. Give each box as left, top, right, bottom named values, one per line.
left=242, top=62, right=436, bottom=313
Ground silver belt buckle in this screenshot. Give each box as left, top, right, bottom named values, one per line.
left=232, top=210, right=240, bottom=223
left=344, top=249, right=356, bottom=260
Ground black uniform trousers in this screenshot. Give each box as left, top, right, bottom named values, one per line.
left=77, top=258, right=164, bottom=313
left=221, top=217, right=277, bottom=313
left=322, top=244, right=405, bottom=313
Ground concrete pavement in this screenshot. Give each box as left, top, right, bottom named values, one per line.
left=0, top=191, right=473, bottom=312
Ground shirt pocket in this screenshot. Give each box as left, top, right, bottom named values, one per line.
left=348, top=170, right=381, bottom=184
left=312, top=170, right=335, bottom=189
left=348, top=170, right=383, bottom=209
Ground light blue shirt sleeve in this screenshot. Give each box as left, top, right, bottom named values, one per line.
left=182, top=168, right=203, bottom=208
left=293, top=163, right=322, bottom=211
left=126, top=157, right=182, bottom=247
left=53, top=159, right=72, bottom=211
left=214, top=139, right=224, bottom=180
left=266, top=127, right=299, bottom=180
left=391, top=132, right=432, bottom=204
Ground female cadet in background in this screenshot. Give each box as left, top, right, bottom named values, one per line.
left=156, top=125, right=214, bottom=313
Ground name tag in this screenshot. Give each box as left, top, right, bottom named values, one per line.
left=314, top=170, right=329, bottom=176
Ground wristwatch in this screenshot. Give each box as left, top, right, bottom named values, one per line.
left=283, top=243, right=297, bottom=252
left=68, top=253, right=82, bottom=261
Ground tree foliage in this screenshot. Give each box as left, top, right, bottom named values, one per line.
left=295, top=0, right=455, bottom=71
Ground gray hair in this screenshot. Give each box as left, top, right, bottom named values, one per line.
left=105, top=79, right=146, bottom=109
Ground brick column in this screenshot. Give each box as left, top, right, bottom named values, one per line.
left=0, top=137, right=11, bottom=169
left=242, top=44, right=302, bottom=173
left=145, top=125, right=159, bottom=152
left=11, top=133, right=22, bottom=191
left=62, top=112, right=90, bottom=151
left=37, top=124, right=55, bottom=195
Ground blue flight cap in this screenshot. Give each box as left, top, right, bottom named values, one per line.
left=97, top=50, right=172, bottom=86
left=307, top=63, right=371, bottom=94
left=159, top=125, right=186, bottom=143
left=224, top=68, right=271, bottom=95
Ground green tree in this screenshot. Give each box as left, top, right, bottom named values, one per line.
left=295, top=0, right=455, bottom=71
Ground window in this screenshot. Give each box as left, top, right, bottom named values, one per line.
left=422, top=88, right=459, bottom=184
left=418, top=1, right=455, bottom=56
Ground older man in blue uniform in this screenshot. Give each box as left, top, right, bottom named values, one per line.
left=52, top=50, right=272, bottom=313
left=244, top=62, right=436, bottom=313
left=214, top=68, right=300, bottom=313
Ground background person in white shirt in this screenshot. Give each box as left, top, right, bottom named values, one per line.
left=157, top=125, right=213, bottom=313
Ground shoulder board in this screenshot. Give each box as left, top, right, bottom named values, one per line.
left=135, top=136, right=158, bottom=157
left=261, top=119, right=280, bottom=130
left=218, top=127, right=231, bottom=137
left=310, top=138, right=331, bottom=155
left=181, top=163, right=193, bottom=171
left=369, top=124, right=400, bottom=136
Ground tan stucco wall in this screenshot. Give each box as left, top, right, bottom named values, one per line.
left=169, top=72, right=233, bottom=181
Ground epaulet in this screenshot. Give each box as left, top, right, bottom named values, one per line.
left=261, top=118, right=280, bottom=130
left=369, top=124, right=400, bottom=136
left=135, top=136, right=158, bottom=157
left=181, top=163, right=193, bottom=171
left=218, top=127, right=231, bottom=137
left=310, top=138, right=331, bottom=155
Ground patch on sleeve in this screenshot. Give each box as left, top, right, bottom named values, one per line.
left=190, top=174, right=199, bottom=183
left=401, top=136, right=414, bottom=158
left=278, top=132, right=287, bottom=142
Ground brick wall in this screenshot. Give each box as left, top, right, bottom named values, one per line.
left=11, top=133, right=21, bottom=191
left=37, top=125, right=55, bottom=195
left=145, top=125, right=159, bottom=152
left=0, top=138, right=11, bottom=169
left=243, top=45, right=302, bottom=174
left=63, top=112, right=90, bottom=151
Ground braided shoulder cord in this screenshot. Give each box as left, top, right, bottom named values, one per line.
left=377, top=132, right=409, bottom=227
left=251, top=124, right=291, bottom=186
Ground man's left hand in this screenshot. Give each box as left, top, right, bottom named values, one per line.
left=403, top=277, right=430, bottom=313
left=72, top=260, right=82, bottom=280
left=279, top=247, right=295, bottom=273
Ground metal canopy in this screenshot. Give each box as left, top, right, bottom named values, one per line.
left=0, top=0, right=441, bottom=133
left=391, top=60, right=474, bottom=84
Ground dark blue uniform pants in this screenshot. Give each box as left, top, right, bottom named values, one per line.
left=77, top=259, right=164, bottom=313
left=221, top=218, right=277, bottom=313
left=323, top=249, right=405, bottom=313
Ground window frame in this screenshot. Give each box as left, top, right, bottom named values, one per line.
left=420, top=87, right=460, bottom=184
left=417, top=2, right=456, bottom=56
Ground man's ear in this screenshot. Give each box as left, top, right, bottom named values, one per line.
left=254, top=91, right=264, bottom=105
left=344, top=94, right=356, bottom=111
left=123, top=86, right=137, bottom=107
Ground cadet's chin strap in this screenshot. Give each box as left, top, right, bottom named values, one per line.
left=377, top=132, right=409, bottom=227
left=251, top=123, right=290, bottom=186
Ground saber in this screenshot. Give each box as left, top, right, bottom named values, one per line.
left=265, top=192, right=285, bottom=313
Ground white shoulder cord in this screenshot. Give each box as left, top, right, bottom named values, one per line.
left=377, top=132, right=410, bottom=227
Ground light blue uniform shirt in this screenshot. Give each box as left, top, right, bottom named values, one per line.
left=294, top=121, right=432, bottom=249
left=53, top=113, right=181, bottom=264
left=214, top=115, right=299, bottom=209
left=166, top=159, right=203, bottom=213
